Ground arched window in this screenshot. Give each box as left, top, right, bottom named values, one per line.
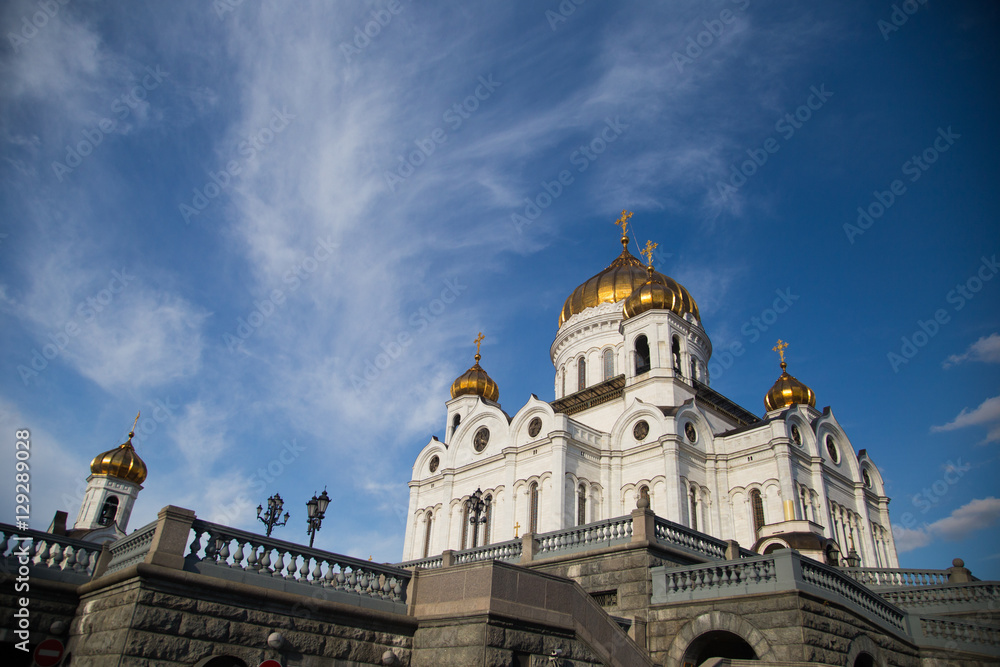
left=423, top=511, right=433, bottom=559
left=484, top=495, right=493, bottom=546
left=672, top=335, right=682, bottom=374
left=750, top=489, right=765, bottom=537
left=451, top=413, right=461, bottom=437
left=603, top=348, right=614, bottom=381
left=560, top=365, right=566, bottom=397
left=98, top=496, right=119, bottom=527
left=690, top=357, right=698, bottom=381
left=577, top=484, right=587, bottom=525
left=689, top=486, right=698, bottom=531
left=635, top=336, right=650, bottom=375
left=577, top=357, right=586, bottom=392
left=529, top=482, right=539, bottom=534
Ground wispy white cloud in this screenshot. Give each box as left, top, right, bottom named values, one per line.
left=931, top=395, right=1000, bottom=445
left=895, top=497, right=1000, bottom=553
left=944, top=333, right=1000, bottom=368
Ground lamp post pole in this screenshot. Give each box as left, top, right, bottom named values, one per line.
left=467, top=488, right=488, bottom=549
left=256, top=493, right=289, bottom=537
left=306, top=489, right=331, bottom=548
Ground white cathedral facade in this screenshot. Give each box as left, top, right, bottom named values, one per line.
left=402, top=218, right=899, bottom=570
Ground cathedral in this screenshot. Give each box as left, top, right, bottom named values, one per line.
left=403, top=212, right=898, bottom=569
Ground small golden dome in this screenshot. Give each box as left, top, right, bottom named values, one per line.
left=764, top=361, right=816, bottom=411
left=560, top=234, right=699, bottom=327
left=623, top=265, right=701, bottom=321
left=90, top=431, right=147, bottom=485
left=450, top=333, right=499, bottom=402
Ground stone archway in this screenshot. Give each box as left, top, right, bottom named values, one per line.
left=845, top=634, right=884, bottom=667
left=665, top=610, right=773, bottom=667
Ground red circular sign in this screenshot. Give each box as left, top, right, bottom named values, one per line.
left=259, top=661, right=282, bottom=667
left=33, top=638, right=64, bottom=667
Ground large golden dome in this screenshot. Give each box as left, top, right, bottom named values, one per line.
left=764, top=361, right=816, bottom=412
left=450, top=334, right=499, bottom=402
left=90, top=431, right=147, bottom=484
left=560, top=234, right=699, bottom=326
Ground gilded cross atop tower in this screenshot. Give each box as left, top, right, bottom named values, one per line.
left=614, top=210, right=633, bottom=241
left=772, top=339, right=788, bottom=365
left=474, top=332, right=485, bottom=361
left=128, top=411, right=140, bottom=440
left=641, top=240, right=658, bottom=268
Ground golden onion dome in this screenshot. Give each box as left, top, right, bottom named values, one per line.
left=450, top=333, right=499, bottom=402
left=623, top=264, right=701, bottom=321
left=90, top=430, right=147, bottom=484
left=764, top=361, right=816, bottom=412
left=560, top=233, right=700, bottom=327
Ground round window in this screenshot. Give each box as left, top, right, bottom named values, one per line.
left=633, top=420, right=649, bottom=440
left=790, top=424, right=801, bottom=446
left=528, top=417, right=542, bottom=438
left=684, top=422, right=697, bottom=443
left=474, top=427, right=490, bottom=452
left=429, top=455, right=439, bottom=473
left=826, top=435, right=840, bottom=464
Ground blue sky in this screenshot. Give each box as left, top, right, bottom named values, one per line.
left=1, top=0, right=998, bottom=575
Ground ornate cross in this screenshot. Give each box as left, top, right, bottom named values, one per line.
left=641, top=240, right=658, bottom=267
left=474, top=332, right=485, bottom=356
left=128, top=411, right=140, bottom=439
left=772, top=339, right=788, bottom=364
left=614, top=209, right=633, bottom=237
left=513, top=522, right=521, bottom=538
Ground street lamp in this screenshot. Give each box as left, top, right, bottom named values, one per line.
left=256, top=493, right=289, bottom=537
left=467, top=488, right=489, bottom=548
left=306, top=489, right=330, bottom=548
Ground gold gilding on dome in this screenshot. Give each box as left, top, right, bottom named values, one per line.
left=764, top=340, right=816, bottom=411
left=560, top=212, right=700, bottom=326
left=450, top=332, right=500, bottom=402
left=90, top=412, right=147, bottom=484
left=620, top=238, right=701, bottom=322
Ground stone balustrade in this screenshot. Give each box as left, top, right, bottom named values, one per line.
left=0, top=522, right=100, bottom=584
left=104, top=520, right=158, bottom=574
left=653, top=550, right=908, bottom=637
left=881, top=581, right=1000, bottom=612
left=453, top=538, right=522, bottom=565
left=653, top=516, right=728, bottom=559
left=184, top=519, right=410, bottom=614
left=911, top=615, right=1000, bottom=656
left=397, top=554, right=444, bottom=570
left=840, top=566, right=950, bottom=589
left=536, top=516, right=633, bottom=558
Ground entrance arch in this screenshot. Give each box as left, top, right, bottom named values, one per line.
left=665, top=611, right=772, bottom=667
left=683, top=630, right=757, bottom=664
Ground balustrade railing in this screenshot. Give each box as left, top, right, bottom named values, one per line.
left=881, top=581, right=999, bottom=610
left=799, top=557, right=907, bottom=632
left=535, top=516, right=632, bottom=557
left=658, top=554, right=776, bottom=598
left=185, top=520, right=410, bottom=611
left=840, top=566, right=950, bottom=589
left=915, top=616, right=1000, bottom=654
left=397, top=554, right=443, bottom=570
left=653, top=516, right=727, bottom=559
left=0, top=523, right=101, bottom=583
left=104, top=520, right=158, bottom=574
left=454, top=538, right=522, bottom=565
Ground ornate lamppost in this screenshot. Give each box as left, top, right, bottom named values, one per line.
left=467, top=487, right=489, bottom=548
left=256, top=493, right=289, bottom=537
left=306, top=489, right=331, bottom=548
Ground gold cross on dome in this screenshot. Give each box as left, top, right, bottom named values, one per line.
left=614, top=210, right=633, bottom=237
left=474, top=332, right=485, bottom=356
left=641, top=240, right=658, bottom=267
left=514, top=521, right=521, bottom=538
left=128, top=411, right=140, bottom=439
left=772, top=339, right=788, bottom=363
